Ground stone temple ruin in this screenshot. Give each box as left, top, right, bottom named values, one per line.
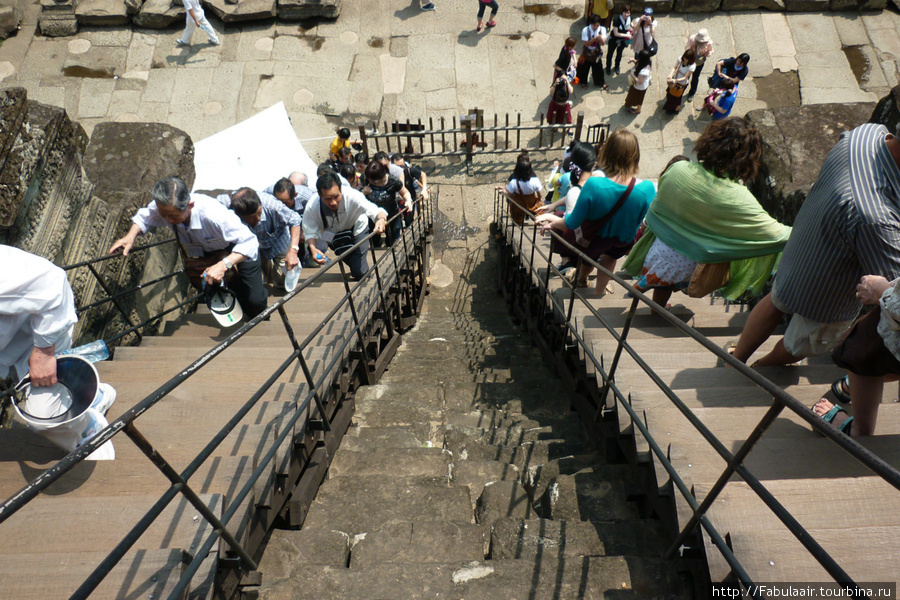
left=0, top=86, right=195, bottom=345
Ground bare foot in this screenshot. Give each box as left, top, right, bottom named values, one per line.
left=812, top=397, right=834, bottom=417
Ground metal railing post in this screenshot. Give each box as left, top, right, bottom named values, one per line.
left=337, top=260, right=373, bottom=384
left=595, top=294, right=640, bottom=420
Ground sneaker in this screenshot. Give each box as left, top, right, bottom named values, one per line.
left=90, top=383, right=117, bottom=416
left=175, top=39, right=190, bottom=47
left=605, top=67, right=612, bottom=75
left=685, top=93, right=694, bottom=102
left=209, top=38, right=221, bottom=46
left=557, top=261, right=574, bottom=274
left=614, top=67, right=620, bottom=75
left=421, top=2, right=435, bottom=9
left=486, top=20, right=497, bottom=27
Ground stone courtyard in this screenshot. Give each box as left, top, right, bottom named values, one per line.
left=2, top=0, right=898, bottom=175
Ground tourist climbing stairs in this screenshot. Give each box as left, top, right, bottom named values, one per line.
left=495, top=196, right=900, bottom=589
left=0, top=206, right=430, bottom=599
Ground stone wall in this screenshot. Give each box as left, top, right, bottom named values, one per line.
left=747, top=83, right=900, bottom=225
left=0, top=86, right=195, bottom=347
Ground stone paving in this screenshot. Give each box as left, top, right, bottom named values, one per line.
left=1, top=0, right=898, bottom=173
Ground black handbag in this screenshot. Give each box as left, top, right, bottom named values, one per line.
left=319, top=200, right=358, bottom=256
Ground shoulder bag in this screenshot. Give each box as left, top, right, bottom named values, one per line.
left=686, top=262, right=730, bottom=298
left=319, top=200, right=357, bottom=256
left=509, top=180, right=543, bottom=225
left=573, top=178, right=636, bottom=248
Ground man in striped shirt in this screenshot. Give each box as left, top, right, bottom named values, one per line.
left=733, top=123, right=900, bottom=367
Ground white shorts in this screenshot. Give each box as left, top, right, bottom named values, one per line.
left=772, top=285, right=856, bottom=357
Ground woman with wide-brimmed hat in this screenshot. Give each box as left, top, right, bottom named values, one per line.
left=684, top=28, right=714, bottom=102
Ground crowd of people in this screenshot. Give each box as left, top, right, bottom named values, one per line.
left=512, top=114, right=900, bottom=441
left=545, top=4, right=750, bottom=124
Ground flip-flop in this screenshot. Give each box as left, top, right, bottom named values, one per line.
left=831, top=374, right=851, bottom=403
left=815, top=400, right=853, bottom=435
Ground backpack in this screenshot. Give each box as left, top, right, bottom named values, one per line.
left=552, top=79, right=569, bottom=104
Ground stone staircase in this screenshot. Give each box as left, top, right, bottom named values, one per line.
left=255, top=232, right=692, bottom=599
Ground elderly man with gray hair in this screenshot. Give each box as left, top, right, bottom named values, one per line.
left=109, top=176, right=268, bottom=319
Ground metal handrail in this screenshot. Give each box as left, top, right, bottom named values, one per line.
left=493, top=190, right=900, bottom=595
left=63, top=237, right=186, bottom=346
left=0, top=191, right=434, bottom=599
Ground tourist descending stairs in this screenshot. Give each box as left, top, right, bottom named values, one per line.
left=254, top=227, right=693, bottom=599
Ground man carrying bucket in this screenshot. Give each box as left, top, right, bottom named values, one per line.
left=0, top=245, right=116, bottom=460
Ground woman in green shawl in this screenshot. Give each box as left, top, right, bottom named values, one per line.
left=622, top=117, right=791, bottom=306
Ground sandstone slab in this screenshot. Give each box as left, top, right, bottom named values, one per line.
left=350, top=521, right=486, bottom=568
left=256, top=528, right=349, bottom=578
left=133, top=0, right=183, bottom=28
left=475, top=480, right=535, bottom=525
left=0, top=6, right=20, bottom=39
left=277, top=0, right=340, bottom=20
left=672, top=0, right=721, bottom=11
left=539, top=473, right=637, bottom=521
left=328, top=446, right=451, bottom=478
left=302, top=475, right=473, bottom=535
left=746, top=103, right=876, bottom=225
left=205, top=0, right=275, bottom=23
left=75, top=0, right=130, bottom=25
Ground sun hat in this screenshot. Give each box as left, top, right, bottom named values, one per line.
left=696, top=29, right=710, bottom=44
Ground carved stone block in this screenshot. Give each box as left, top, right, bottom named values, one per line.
left=277, top=0, right=339, bottom=20
left=672, top=0, right=720, bottom=11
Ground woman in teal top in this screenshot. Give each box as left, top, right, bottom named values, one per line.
left=622, top=117, right=791, bottom=306
left=535, top=127, right=656, bottom=296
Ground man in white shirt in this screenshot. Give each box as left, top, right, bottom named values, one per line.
left=303, top=172, right=388, bottom=281
left=110, top=176, right=268, bottom=319
left=1, top=246, right=116, bottom=456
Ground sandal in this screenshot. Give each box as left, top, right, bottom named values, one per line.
left=486, top=20, right=497, bottom=27
left=814, top=399, right=853, bottom=435
left=575, top=279, right=590, bottom=289
left=601, top=84, right=611, bottom=92
left=716, top=339, right=738, bottom=368
left=831, top=375, right=851, bottom=403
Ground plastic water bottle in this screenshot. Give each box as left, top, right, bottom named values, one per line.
left=284, top=265, right=301, bottom=292
left=59, top=340, right=110, bottom=363
left=316, top=253, right=330, bottom=265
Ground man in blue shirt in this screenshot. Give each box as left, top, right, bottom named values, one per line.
left=229, top=188, right=302, bottom=290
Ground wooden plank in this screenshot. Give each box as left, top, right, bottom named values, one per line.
left=696, top=479, right=900, bottom=583
left=0, top=494, right=222, bottom=555
left=2, top=548, right=202, bottom=600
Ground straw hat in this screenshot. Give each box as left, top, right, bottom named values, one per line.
left=695, top=29, right=711, bottom=44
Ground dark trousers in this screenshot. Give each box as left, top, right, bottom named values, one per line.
left=477, top=0, right=498, bottom=18
left=605, top=39, right=626, bottom=71
left=688, top=61, right=706, bottom=97
left=230, top=255, right=269, bottom=319
left=331, top=231, right=370, bottom=281
left=576, top=59, right=604, bottom=87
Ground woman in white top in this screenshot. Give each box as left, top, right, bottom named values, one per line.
left=497, top=152, right=543, bottom=224
left=630, top=7, right=656, bottom=57
left=663, top=49, right=696, bottom=113
left=624, top=49, right=652, bottom=114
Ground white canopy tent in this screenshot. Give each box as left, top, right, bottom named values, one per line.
left=192, top=102, right=318, bottom=193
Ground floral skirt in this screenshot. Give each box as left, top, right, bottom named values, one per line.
left=634, top=237, right=696, bottom=291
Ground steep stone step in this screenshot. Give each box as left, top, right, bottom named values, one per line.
left=445, top=436, right=550, bottom=473
left=539, top=473, right=639, bottom=522
left=475, top=480, right=537, bottom=525
left=452, top=459, right=521, bottom=511
left=303, top=475, right=472, bottom=536
left=328, top=447, right=451, bottom=479
left=350, top=521, right=488, bottom=568
left=490, top=517, right=670, bottom=560
left=340, top=423, right=437, bottom=451
left=256, top=556, right=689, bottom=599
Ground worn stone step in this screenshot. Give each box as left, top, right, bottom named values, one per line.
left=491, top=517, right=670, bottom=560
left=475, top=480, right=536, bottom=525
left=257, top=556, right=689, bottom=599
left=445, top=435, right=550, bottom=473
left=451, top=459, right=521, bottom=512
left=340, top=423, right=437, bottom=451
left=540, top=473, right=639, bottom=522
left=329, top=447, right=451, bottom=479
left=256, top=528, right=350, bottom=576
left=527, top=459, right=641, bottom=506
left=350, top=521, right=488, bottom=568
left=303, top=475, right=472, bottom=536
